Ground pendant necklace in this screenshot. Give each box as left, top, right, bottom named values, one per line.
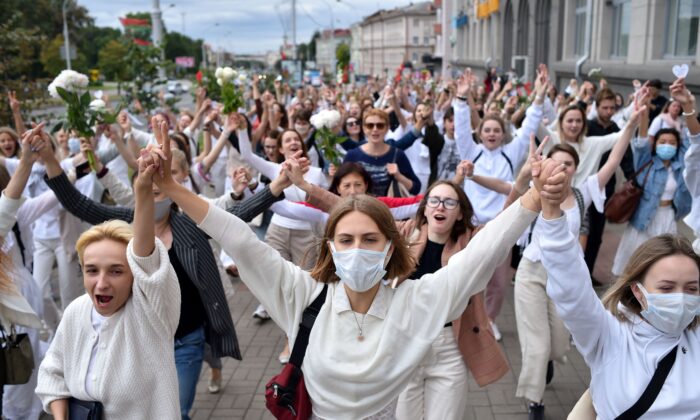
left=352, top=312, right=367, bottom=341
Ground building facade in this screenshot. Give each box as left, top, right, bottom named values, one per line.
left=356, top=2, right=437, bottom=77
left=315, top=29, right=352, bottom=75
left=436, top=0, right=700, bottom=93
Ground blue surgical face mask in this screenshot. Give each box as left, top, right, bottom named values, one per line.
left=637, top=283, right=700, bottom=335
left=154, top=197, right=172, bottom=221
left=329, top=241, right=392, bottom=292
left=655, top=144, right=677, bottom=161
left=68, top=137, right=81, bottom=155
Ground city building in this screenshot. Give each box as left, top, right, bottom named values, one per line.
left=436, top=0, right=700, bottom=93
left=356, top=2, right=437, bottom=77
left=315, top=29, right=352, bottom=75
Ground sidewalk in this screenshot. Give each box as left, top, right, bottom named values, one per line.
left=191, top=227, right=626, bottom=420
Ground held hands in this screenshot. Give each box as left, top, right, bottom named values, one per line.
left=231, top=167, right=251, bottom=195
left=281, top=151, right=311, bottom=189
left=456, top=160, right=474, bottom=179
left=117, top=110, right=132, bottom=133
left=19, top=123, right=47, bottom=165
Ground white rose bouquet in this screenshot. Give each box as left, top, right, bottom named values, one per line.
left=49, top=70, right=119, bottom=167
left=215, top=66, right=244, bottom=114
left=310, top=109, right=343, bottom=166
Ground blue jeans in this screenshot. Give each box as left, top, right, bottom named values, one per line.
left=175, top=326, right=205, bottom=420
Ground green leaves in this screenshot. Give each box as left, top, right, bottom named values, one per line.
left=221, top=81, right=244, bottom=115
left=315, top=127, right=343, bottom=167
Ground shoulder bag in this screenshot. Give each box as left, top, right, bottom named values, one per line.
left=0, top=326, right=34, bottom=385
left=265, top=284, right=328, bottom=420
left=604, top=160, right=653, bottom=224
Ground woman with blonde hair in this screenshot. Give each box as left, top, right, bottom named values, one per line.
left=539, top=201, right=700, bottom=418
left=144, top=118, right=569, bottom=418
left=36, top=143, right=182, bottom=419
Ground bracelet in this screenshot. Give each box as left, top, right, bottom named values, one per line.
left=682, top=109, right=696, bottom=117
left=96, top=166, right=109, bottom=179
left=230, top=191, right=244, bottom=201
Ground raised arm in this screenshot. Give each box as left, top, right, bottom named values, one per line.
left=458, top=160, right=513, bottom=195
left=39, top=142, right=134, bottom=225
left=539, top=191, right=622, bottom=367
left=7, top=91, right=27, bottom=135
left=236, top=118, right=280, bottom=180
left=3, top=125, right=44, bottom=200
left=454, top=75, right=479, bottom=161
left=597, top=106, right=646, bottom=189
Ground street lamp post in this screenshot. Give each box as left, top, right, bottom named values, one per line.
left=151, top=0, right=166, bottom=80
left=62, top=0, right=71, bottom=70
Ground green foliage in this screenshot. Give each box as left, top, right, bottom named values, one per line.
left=98, top=40, right=130, bottom=81
left=315, top=127, right=343, bottom=166
left=52, top=86, right=119, bottom=138
left=221, top=82, right=244, bottom=114
left=40, top=35, right=88, bottom=75
left=78, top=26, right=122, bottom=69
left=336, top=43, right=350, bottom=71
left=121, top=42, right=167, bottom=114
left=0, top=12, right=47, bottom=124
left=164, top=31, right=203, bottom=73
left=198, top=70, right=222, bottom=101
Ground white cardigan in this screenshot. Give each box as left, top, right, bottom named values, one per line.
left=198, top=197, right=536, bottom=419
left=539, top=215, right=700, bottom=419
left=36, top=238, right=181, bottom=419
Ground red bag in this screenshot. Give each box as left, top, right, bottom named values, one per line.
left=265, top=363, right=312, bottom=419
left=604, top=161, right=652, bottom=224
left=265, top=285, right=327, bottom=419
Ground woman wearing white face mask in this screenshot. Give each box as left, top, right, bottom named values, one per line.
left=612, top=79, right=697, bottom=276
left=38, top=118, right=290, bottom=420
left=149, top=123, right=570, bottom=418
left=538, top=188, right=700, bottom=418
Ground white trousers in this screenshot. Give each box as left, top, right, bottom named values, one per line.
left=514, top=258, right=570, bottom=403
left=32, top=237, right=81, bottom=325
left=396, top=327, right=468, bottom=420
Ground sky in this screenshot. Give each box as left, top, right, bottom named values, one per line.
left=80, top=0, right=412, bottom=54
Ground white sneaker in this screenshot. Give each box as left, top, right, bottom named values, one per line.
left=490, top=321, right=502, bottom=341
left=252, top=304, right=271, bottom=320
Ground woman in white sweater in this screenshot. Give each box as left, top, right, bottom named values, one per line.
left=144, top=121, right=570, bottom=419
left=538, top=177, right=700, bottom=418
left=36, top=145, right=181, bottom=419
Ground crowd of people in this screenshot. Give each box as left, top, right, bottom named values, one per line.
left=0, top=62, right=699, bottom=420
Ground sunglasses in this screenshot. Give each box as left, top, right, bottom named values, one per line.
left=426, top=197, right=459, bottom=210
left=364, top=122, right=387, bottom=131
left=346, top=120, right=359, bottom=127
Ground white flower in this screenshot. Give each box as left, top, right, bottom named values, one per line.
left=89, top=99, right=106, bottom=111
left=48, top=69, right=89, bottom=99
left=310, top=110, right=341, bottom=130
left=238, top=74, right=247, bottom=82
left=216, top=78, right=224, bottom=86
left=222, top=67, right=236, bottom=82
left=215, top=67, right=223, bottom=78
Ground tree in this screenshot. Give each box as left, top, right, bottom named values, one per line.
left=309, top=31, right=321, bottom=62
left=0, top=12, right=46, bottom=124
left=98, top=40, right=129, bottom=81
left=78, top=26, right=122, bottom=69
left=40, top=34, right=87, bottom=76
left=336, top=43, right=350, bottom=71
left=164, top=31, right=203, bottom=73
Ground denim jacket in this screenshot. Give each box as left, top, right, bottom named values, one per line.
left=629, top=135, right=691, bottom=231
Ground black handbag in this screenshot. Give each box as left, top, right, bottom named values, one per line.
left=0, top=327, right=34, bottom=385
left=69, top=398, right=103, bottom=420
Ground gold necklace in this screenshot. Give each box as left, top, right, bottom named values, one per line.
left=352, top=312, right=367, bottom=341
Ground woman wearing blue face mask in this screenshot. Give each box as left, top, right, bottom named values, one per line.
left=612, top=79, right=697, bottom=276
left=538, top=191, right=700, bottom=418
left=150, top=113, right=572, bottom=418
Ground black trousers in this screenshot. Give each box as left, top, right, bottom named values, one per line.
left=584, top=204, right=606, bottom=275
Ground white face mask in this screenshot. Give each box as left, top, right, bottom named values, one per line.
left=637, top=283, right=700, bottom=335
left=154, top=198, right=172, bottom=221
left=329, top=241, right=392, bottom=292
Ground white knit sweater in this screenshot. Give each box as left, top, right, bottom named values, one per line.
left=36, top=238, right=181, bottom=419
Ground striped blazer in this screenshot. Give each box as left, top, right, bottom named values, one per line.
left=45, top=172, right=282, bottom=359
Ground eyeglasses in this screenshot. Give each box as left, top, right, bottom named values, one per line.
left=426, top=196, right=459, bottom=210
left=364, top=122, right=387, bottom=131
left=263, top=145, right=277, bottom=150
left=346, top=120, right=359, bottom=127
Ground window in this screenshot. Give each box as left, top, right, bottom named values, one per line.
left=610, top=0, right=631, bottom=57
left=665, top=0, right=700, bottom=57
left=412, top=52, right=419, bottom=61
left=424, top=36, right=430, bottom=45
left=574, top=0, right=587, bottom=57
left=413, top=36, right=419, bottom=44
left=413, top=18, right=420, bottom=27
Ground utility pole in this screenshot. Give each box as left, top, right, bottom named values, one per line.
left=291, top=0, right=297, bottom=61
left=151, top=0, right=166, bottom=80
left=181, top=11, right=186, bottom=33
left=62, top=0, right=72, bottom=70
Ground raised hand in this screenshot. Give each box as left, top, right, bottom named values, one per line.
left=670, top=78, right=693, bottom=107
left=223, top=113, right=240, bottom=133
left=529, top=134, right=550, bottom=188
left=8, top=91, right=20, bottom=111
left=150, top=118, right=173, bottom=187
left=456, top=74, right=471, bottom=97
left=118, top=110, right=132, bottom=133
left=231, top=167, right=250, bottom=195
left=19, top=125, right=46, bottom=164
